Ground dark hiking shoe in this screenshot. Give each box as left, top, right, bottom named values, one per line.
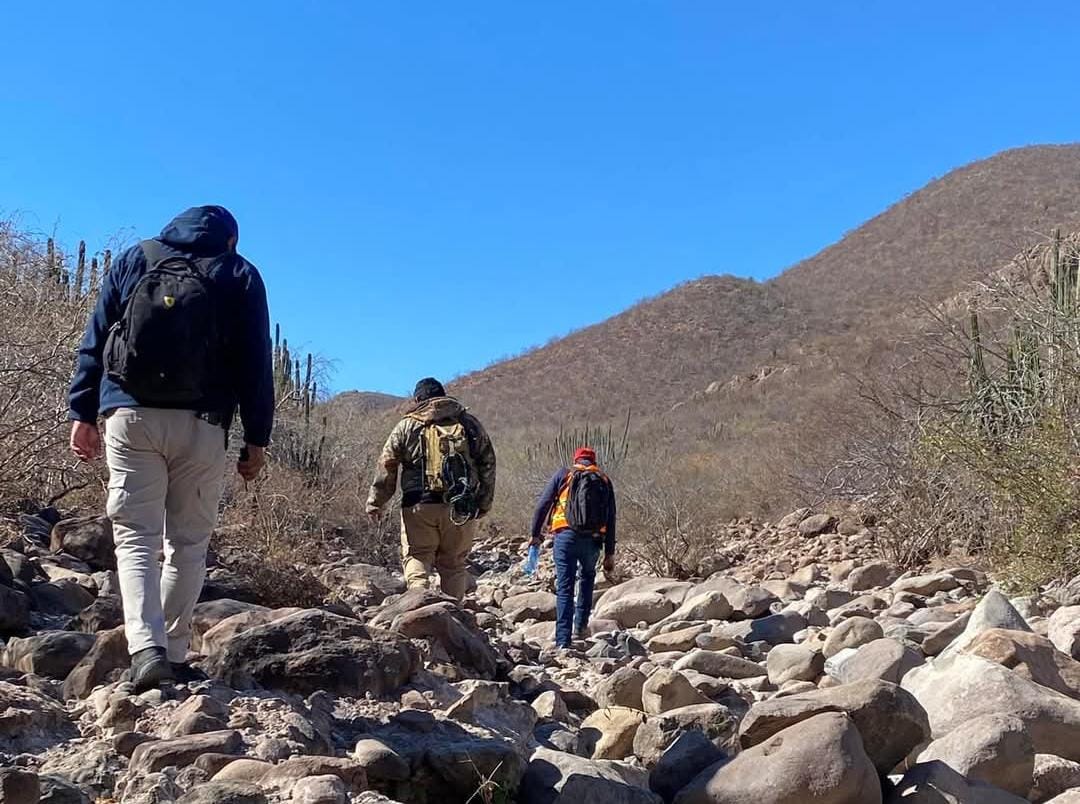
left=130, top=647, right=173, bottom=692
left=170, top=662, right=208, bottom=684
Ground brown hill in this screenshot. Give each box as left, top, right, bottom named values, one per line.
left=450, top=144, right=1080, bottom=437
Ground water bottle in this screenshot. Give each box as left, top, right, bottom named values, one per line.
left=523, top=544, right=540, bottom=576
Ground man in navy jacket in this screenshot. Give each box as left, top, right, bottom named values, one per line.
left=530, top=447, right=617, bottom=648
left=68, top=205, right=273, bottom=690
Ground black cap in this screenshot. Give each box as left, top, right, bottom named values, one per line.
left=414, top=377, right=446, bottom=402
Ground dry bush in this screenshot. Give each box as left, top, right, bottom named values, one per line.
left=0, top=221, right=106, bottom=513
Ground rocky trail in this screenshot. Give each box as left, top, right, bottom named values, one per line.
left=5, top=509, right=1080, bottom=804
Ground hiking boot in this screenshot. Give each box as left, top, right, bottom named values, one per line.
left=130, top=647, right=173, bottom=692
left=170, top=662, right=208, bottom=684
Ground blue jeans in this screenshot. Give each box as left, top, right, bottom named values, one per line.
left=553, top=530, right=603, bottom=648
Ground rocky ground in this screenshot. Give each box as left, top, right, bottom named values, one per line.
left=5, top=508, right=1080, bottom=804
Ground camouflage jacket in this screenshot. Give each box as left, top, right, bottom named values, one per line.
left=366, top=396, right=496, bottom=515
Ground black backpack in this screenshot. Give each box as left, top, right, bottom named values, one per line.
left=103, top=240, right=222, bottom=406
left=566, top=468, right=612, bottom=535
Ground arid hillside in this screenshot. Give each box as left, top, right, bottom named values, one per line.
left=449, top=145, right=1080, bottom=434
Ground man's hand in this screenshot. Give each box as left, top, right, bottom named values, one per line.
left=603, top=554, right=616, bottom=575
left=70, top=421, right=101, bottom=462
left=237, top=445, right=266, bottom=482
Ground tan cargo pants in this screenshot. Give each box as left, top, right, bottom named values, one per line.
left=400, top=503, right=476, bottom=600
left=104, top=408, right=227, bottom=661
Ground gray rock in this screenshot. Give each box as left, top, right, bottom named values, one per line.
left=633, top=703, right=740, bottom=768
left=847, top=562, right=900, bottom=592
left=740, top=678, right=930, bottom=776
left=129, top=731, right=243, bottom=774
left=521, top=747, right=662, bottom=804
left=916, top=713, right=1034, bottom=797
left=595, top=593, right=677, bottom=628
left=1031, top=754, right=1080, bottom=803
left=177, top=782, right=267, bottom=804
left=502, top=592, right=557, bottom=624
left=673, top=650, right=765, bottom=681
left=887, top=761, right=1029, bottom=803
left=675, top=712, right=880, bottom=804
left=921, top=613, right=971, bottom=657
left=823, top=616, right=884, bottom=658
left=391, top=601, right=502, bottom=679
left=903, top=651, right=1080, bottom=761
left=0, top=768, right=40, bottom=804
left=641, top=669, right=712, bottom=714
left=596, top=667, right=647, bottom=710
left=206, top=609, right=419, bottom=697
left=765, top=644, right=824, bottom=685
left=837, top=638, right=923, bottom=684
left=0, top=680, right=77, bottom=753
left=0, top=585, right=30, bottom=635
left=1049, top=606, right=1080, bottom=661
left=797, top=514, right=837, bottom=536
left=649, top=730, right=726, bottom=804
left=939, top=589, right=1031, bottom=658
left=50, top=517, right=115, bottom=571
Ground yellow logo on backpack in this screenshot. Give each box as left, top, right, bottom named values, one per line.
left=420, top=420, right=475, bottom=494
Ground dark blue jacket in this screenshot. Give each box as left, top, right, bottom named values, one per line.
left=68, top=206, right=275, bottom=446
left=530, top=463, right=617, bottom=555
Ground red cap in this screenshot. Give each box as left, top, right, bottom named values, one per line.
left=574, top=447, right=597, bottom=464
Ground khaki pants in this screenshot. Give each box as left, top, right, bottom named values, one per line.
left=104, top=408, right=227, bottom=661
left=400, top=503, right=476, bottom=600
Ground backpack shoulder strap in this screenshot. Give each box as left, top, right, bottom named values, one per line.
left=140, top=239, right=167, bottom=269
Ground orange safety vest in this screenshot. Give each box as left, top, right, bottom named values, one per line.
left=549, top=463, right=608, bottom=534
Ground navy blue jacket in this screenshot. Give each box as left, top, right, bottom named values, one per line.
left=68, top=206, right=274, bottom=446
left=530, top=463, right=617, bottom=555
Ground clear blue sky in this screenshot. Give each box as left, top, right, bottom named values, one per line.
left=2, top=3, right=1079, bottom=395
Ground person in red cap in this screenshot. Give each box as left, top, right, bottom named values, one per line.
left=530, top=446, right=617, bottom=648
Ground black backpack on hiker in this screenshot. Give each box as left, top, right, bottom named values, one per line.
left=565, top=469, right=613, bottom=535
left=104, top=240, right=222, bottom=406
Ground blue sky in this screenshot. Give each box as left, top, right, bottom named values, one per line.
left=2, top=3, right=1079, bottom=395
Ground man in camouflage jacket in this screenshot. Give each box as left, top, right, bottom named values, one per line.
left=366, top=378, right=496, bottom=599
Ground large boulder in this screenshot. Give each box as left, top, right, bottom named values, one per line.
left=835, top=638, right=923, bottom=684
left=823, top=617, right=884, bottom=659
left=50, top=516, right=115, bottom=571
left=521, top=747, right=662, bottom=804
left=391, top=601, right=502, bottom=678
left=887, top=761, right=1030, bottom=803
left=596, top=667, right=647, bottom=710
left=965, top=628, right=1080, bottom=699
left=445, top=680, right=538, bottom=746
left=191, top=599, right=270, bottom=652
left=63, top=627, right=129, bottom=699
left=938, top=589, right=1031, bottom=658
left=902, top=651, right=1080, bottom=761
left=1049, top=606, right=1080, bottom=661
left=711, top=611, right=805, bottom=645
left=502, top=592, right=557, bottom=624
left=675, top=712, right=881, bottom=804
left=70, top=595, right=124, bottom=634
left=580, top=707, right=647, bottom=760
left=0, top=584, right=30, bottom=634
left=199, top=608, right=300, bottom=657
left=663, top=592, right=734, bottom=625
left=31, top=579, right=94, bottom=616
left=641, top=669, right=712, bottom=714
left=648, top=625, right=712, bottom=654
left=595, top=593, right=677, bottom=628
left=847, top=562, right=900, bottom=592
left=673, top=650, right=766, bottom=680
left=916, top=713, right=1034, bottom=797
left=649, top=730, right=726, bottom=804
left=0, top=681, right=77, bottom=753
left=892, top=573, right=962, bottom=597
left=318, top=562, right=404, bottom=608
left=130, top=731, right=243, bottom=774
left=740, top=679, right=930, bottom=776
left=633, top=703, right=740, bottom=767
left=797, top=513, right=837, bottom=536
left=766, top=644, right=825, bottom=685
left=598, top=579, right=695, bottom=608
left=1031, top=754, right=1080, bottom=803
left=206, top=609, right=418, bottom=697
left=2, top=632, right=96, bottom=679
left=0, top=769, right=40, bottom=804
